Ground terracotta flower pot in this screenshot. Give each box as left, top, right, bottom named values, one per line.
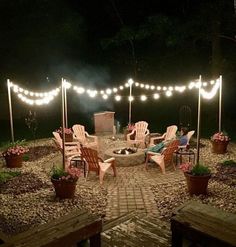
left=211, top=141, right=229, bottom=154
left=184, top=172, right=211, bottom=196
left=5, top=154, right=23, bottom=168
left=51, top=178, right=77, bottom=199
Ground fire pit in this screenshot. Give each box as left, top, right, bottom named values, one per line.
left=113, top=148, right=137, bottom=155
left=104, top=147, right=145, bottom=166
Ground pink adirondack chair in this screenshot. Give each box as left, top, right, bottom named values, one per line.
left=72, top=124, right=99, bottom=151
left=149, top=125, right=177, bottom=146
left=145, top=140, right=180, bottom=174
left=80, top=147, right=117, bottom=185
left=127, top=121, right=150, bottom=148
left=179, top=130, right=195, bottom=149
left=52, top=132, right=81, bottom=166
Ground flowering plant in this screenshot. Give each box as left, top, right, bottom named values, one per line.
left=1, top=141, right=29, bottom=157
left=179, top=162, right=211, bottom=176
left=127, top=123, right=135, bottom=132
left=211, top=131, right=230, bottom=142
left=56, top=127, right=73, bottom=135
left=51, top=166, right=81, bottom=182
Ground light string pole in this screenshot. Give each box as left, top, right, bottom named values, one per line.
left=196, top=75, right=202, bottom=165
left=61, top=78, right=66, bottom=169
left=7, top=79, right=14, bottom=143
left=128, top=78, right=134, bottom=124
left=218, top=75, right=222, bottom=133
left=64, top=80, right=68, bottom=128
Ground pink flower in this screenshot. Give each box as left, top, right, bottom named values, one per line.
left=179, top=162, right=192, bottom=173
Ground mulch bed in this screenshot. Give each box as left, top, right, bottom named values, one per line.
left=0, top=173, right=50, bottom=195
left=26, top=145, right=58, bottom=161
left=212, top=163, right=236, bottom=187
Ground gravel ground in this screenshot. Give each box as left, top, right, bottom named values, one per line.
left=0, top=136, right=235, bottom=236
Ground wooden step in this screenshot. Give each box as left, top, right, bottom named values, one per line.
left=102, top=212, right=171, bottom=247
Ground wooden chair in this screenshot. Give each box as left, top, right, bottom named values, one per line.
left=145, top=140, right=180, bottom=174
left=52, top=132, right=81, bottom=166
left=127, top=121, right=150, bottom=148
left=149, top=125, right=177, bottom=146
left=72, top=124, right=99, bottom=151
left=179, top=130, right=195, bottom=149
left=80, top=147, right=117, bottom=185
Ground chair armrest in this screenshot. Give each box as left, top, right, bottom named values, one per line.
left=104, top=157, right=115, bottom=163
left=147, top=151, right=161, bottom=156
left=145, top=129, right=150, bottom=137
left=150, top=133, right=165, bottom=145
left=85, top=132, right=98, bottom=142
left=65, top=141, right=81, bottom=146
left=178, top=145, right=187, bottom=149
left=127, top=129, right=135, bottom=141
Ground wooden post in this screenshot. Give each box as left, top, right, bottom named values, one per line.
left=196, top=75, right=202, bottom=165
left=7, top=79, right=14, bottom=143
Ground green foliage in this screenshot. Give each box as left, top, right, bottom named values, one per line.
left=0, top=171, right=21, bottom=183
left=51, top=166, right=67, bottom=180
left=0, top=140, right=26, bottom=151
left=222, top=160, right=236, bottom=166
left=23, top=154, right=30, bottom=161
left=191, top=164, right=211, bottom=176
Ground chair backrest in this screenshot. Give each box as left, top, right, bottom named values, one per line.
left=80, top=146, right=99, bottom=172
left=165, top=125, right=178, bottom=141
left=187, top=130, right=195, bottom=144
left=72, top=124, right=86, bottom=144
left=134, top=121, right=149, bottom=140
left=53, top=132, right=62, bottom=149
left=163, top=140, right=180, bottom=164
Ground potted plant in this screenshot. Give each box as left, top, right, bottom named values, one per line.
left=1, top=141, right=29, bottom=168
left=180, top=162, right=211, bottom=196
left=51, top=165, right=81, bottom=199
left=56, top=127, right=74, bottom=142
left=211, top=131, right=230, bottom=154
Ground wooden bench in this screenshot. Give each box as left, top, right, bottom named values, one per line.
left=171, top=201, right=236, bottom=247
left=0, top=209, right=102, bottom=247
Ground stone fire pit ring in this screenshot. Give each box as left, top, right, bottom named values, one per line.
left=104, top=147, right=145, bottom=166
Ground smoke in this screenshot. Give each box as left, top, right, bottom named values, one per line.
left=49, top=63, right=115, bottom=114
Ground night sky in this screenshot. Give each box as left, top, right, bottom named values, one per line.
left=0, top=0, right=236, bottom=140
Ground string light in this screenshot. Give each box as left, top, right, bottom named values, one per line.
left=128, top=96, right=134, bottom=102
left=153, top=93, right=160, bottom=99
left=103, top=94, right=108, bottom=100
left=166, top=91, right=172, bottom=97
left=115, top=95, right=121, bottom=101
left=200, top=79, right=220, bottom=99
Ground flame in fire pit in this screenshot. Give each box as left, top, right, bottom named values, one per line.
left=113, top=148, right=137, bottom=155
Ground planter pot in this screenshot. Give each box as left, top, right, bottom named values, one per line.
left=211, top=141, right=229, bottom=154
left=51, top=178, right=77, bottom=199
left=5, top=154, right=23, bottom=168
left=184, top=172, right=211, bottom=196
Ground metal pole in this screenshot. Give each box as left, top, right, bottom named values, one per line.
left=7, top=79, right=14, bottom=143
left=128, top=81, right=133, bottom=124
left=61, top=78, right=66, bottom=169
left=196, top=75, right=202, bottom=165
left=218, top=75, right=222, bottom=133
left=64, top=86, right=68, bottom=128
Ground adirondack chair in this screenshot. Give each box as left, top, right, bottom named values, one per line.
left=145, top=140, right=180, bottom=174
left=127, top=121, right=150, bottom=148
left=80, top=147, right=117, bottom=185
left=72, top=124, right=98, bottom=151
left=52, top=132, right=81, bottom=166
left=149, top=125, right=177, bottom=146
left=179, top=130, right=195, bottom=149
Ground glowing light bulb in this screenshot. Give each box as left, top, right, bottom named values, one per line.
left=150, top=85, right=155, bottom=90
left=166, top=91, right=172, bottom=97
left=153, top=93, right=160, bottom=99
left=210, top=80, right=215, bottom=85
left=128, top=96, right=134, bottom=102
left=100, top=90, right=104, bottom=94
left=157, top=86, right=161, bottom=91
left=77, top=87, right=85, bottom=94
left=145, top=85, right=150, bottom=89
left=115, top=95, right=121, bottom=101
left=128, top=78, right=134, bottom=85
left=168, top=86, right=173, bottom=91
left=103, top=94, right=108, bottom=100
left=113, top=88, right=118, bottom=93
left=135, top=82, right=139, bottom=87
left=163, top=86, right=167, bottom=91
left=125, top=83, right=129, bottom=87
left=200, top=80, right=220, bottom=99
left=140, top=84, right=144, bottom=88
left=140, top=95, right=147, bottom=101
left=119, top=86, right=124, bottom=90
left=106, top=88, right=112, bottom=94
